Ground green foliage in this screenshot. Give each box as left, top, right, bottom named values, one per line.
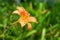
left=0, top=0, right=60, bottom=40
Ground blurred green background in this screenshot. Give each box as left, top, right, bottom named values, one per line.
left=0, top=0, right=60, bottom=40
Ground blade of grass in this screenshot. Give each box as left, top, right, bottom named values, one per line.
left=26, top=30, right=37, bottom=37
left=41, top=28, right=46, bottom=40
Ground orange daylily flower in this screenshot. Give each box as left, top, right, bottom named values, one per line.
left=13, top=7, right=38, bottom=30
left=27, top=23, right=32, bottom=30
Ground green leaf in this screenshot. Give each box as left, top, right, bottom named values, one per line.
left=26, top=30, right=37, bottom=37
left=41, top=28, right=46, bottom=40
left=39, top=3, right=45, bottom=12
left=58, top=37, right=60, bottom=40
left=3, top=18, right=8, bottom=27
left=42, top=11, right=50, bottom=22
left=0, top=24, right=3, bottom=27
left=12, top=14, right=20, bottom=22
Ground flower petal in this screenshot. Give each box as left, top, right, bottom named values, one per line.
left=27, top=23, right=32, bottom=30
left=17, top=7, right=30, bottom=16
left=12, top=10, right=20, bottom=15
left=29, top=17, right=38, bottom=23
left=18, top=17, right=28, bottom=28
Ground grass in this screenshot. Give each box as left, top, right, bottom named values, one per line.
left=0, top=0, right=60, bottom=40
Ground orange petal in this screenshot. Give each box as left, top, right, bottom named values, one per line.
left=29, top=17, right=38, bottom=23
left=12, top=10, right=20, bottom=15
left=18, top=17, right=28, bottom=28
left=17, top=7, right=30, bottom=16
left=17, top=7, right=25, bottom=15
left=27, top=23, right=32, bottom=30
